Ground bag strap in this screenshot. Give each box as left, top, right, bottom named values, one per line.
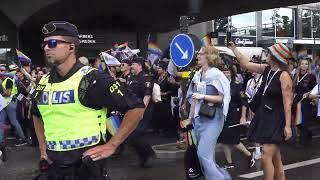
left=187, top=130, right=196, bottom=146
left=254, top=75, right=263, bottom=90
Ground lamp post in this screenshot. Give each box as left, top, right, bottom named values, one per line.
left=312, top=11, right=320, bottom=60
left=313, top=27, right=317, bottom=59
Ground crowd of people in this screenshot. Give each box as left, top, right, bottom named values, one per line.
left=0, top=21, right=320, bottom=180
left=0, top=63, right=47, bottom=157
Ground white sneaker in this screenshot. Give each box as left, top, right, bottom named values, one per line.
left=254, top=151, right=261, bottom=160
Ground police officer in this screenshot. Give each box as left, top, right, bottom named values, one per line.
left=0, top=64, right=27, bottom=147
left=33, top=21, right=145, bottom=179
left=127, top=57, right=155, bottom=168
left=118, top=59, right=132, bottom=85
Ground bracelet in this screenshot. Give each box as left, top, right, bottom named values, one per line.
left=202, top=95, right=206, bottom=100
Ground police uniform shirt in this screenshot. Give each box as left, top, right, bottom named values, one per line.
left=127, top=71, right=152, bottom=100
left=32, top=61, right=144, bottom=165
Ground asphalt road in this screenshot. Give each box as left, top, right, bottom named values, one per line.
left=1, top=135, right=320, bottom=180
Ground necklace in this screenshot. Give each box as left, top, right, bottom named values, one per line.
left=297, top=72, right=308, bottom=84
left=263, top=69, right=280, bottom=96
left=253, top=75, right=262, bottom=89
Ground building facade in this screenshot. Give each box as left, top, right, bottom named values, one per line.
left=157, top=2, right=320, bottom=58
left=0, top=11, right=18, bottom=65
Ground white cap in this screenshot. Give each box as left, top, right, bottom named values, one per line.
left=8, top=64, right=18, bottom=71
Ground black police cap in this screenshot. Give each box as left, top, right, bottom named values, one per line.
left=131, top=57, right=145, bottom=65
left=121, top=59, right=132, bottom=65
left=158, top=61, right=168, bottom=70
left=42, top=21, right=79, bottom=38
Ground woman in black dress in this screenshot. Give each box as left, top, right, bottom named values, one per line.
left=218, top=65, right=254, bottom=169
left=229, top=42, right=293, bottom=180
left=153, top=61, right=173, bottom=134
left=293, top=58, right=316, bottom=146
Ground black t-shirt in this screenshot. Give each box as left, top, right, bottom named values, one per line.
left=32, top=61, right=144, bottom=165
left=21, top=78, right=31, bottom=88
left=17, top=78, right=31, bottom=96
left=127, top=71, right=153, bottom=100
left=295, top=73, right=316, bottom=95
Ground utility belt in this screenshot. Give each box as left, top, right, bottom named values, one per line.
left=35, top=157, right=110, bottom=180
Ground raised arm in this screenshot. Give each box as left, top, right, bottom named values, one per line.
left=20, top=67, right=36, bottom=82
left=227, top=42, right=267, bottom=74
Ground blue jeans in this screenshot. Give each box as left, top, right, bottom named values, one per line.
left=193, top=108, right=231, bottom=180
left=0, top=100, right=26, bottom=144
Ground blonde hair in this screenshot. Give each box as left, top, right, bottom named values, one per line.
left=201, top=46, right=221, bottom=67
left=294, top=58, right=311, bottom=82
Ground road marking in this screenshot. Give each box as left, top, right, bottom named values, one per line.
left=313, top=135, right=320, bottom=139
left=239, top=157, right=320, bottom=179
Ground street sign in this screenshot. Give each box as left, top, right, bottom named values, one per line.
left=170, top=34, right=195, bottom=68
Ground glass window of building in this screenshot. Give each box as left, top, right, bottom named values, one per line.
left=262, top=9, right=276, bottom=37
left=0, top=48, right=11, bottom=63
left=275, top=8, right=294, bottom=37
left=302, top=9, right=312, bottom=38
left=231, top=12, right=256, bottom=36
left=312, top=10, right=320, bottom=38
left=215, top=17, right=229, bottom=33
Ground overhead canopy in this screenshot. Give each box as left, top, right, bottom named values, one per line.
left=0, top=0, right=319, bottom=31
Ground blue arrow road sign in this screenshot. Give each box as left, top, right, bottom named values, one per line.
left=170, top=34, right=195, bottom=68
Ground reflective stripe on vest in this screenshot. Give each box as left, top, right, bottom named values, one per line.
left=37, top=66, right=108, bottom=151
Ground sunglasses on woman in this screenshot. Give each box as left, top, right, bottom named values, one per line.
left=41, top=39, right=72, bottom=49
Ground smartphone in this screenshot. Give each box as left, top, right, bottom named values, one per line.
left=226, top=31, right=232, bottom=46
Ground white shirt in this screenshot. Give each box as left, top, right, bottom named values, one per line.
left=310, top=84, right=320, bottom=116
left=245, top=76, right=262, bottom=100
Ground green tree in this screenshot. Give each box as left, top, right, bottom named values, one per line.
left=215, top=17, right=229, bottom=32
left=302, top=10, right=312, bottom=38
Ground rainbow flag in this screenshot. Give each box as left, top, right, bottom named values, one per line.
left=113, top=42, right=128, bottom=51
left=295, top=101, right=303, bottom=125
left=106, top=115, right=121, bottom=136
left=16, top=49, right=31, bottom=63
left=201, top=35, right=211, bottom=47
left=148, top=42, right=163, bottom=57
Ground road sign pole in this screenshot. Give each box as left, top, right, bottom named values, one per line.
left=175, top=16, right=195, bottom=119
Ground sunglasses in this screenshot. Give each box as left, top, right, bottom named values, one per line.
left=41, top=39, right=72, bottom=49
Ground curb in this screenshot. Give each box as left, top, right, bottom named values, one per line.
left=152, top=143, right=186, bottom=159
left=152, top=143, right=227, bottom=159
